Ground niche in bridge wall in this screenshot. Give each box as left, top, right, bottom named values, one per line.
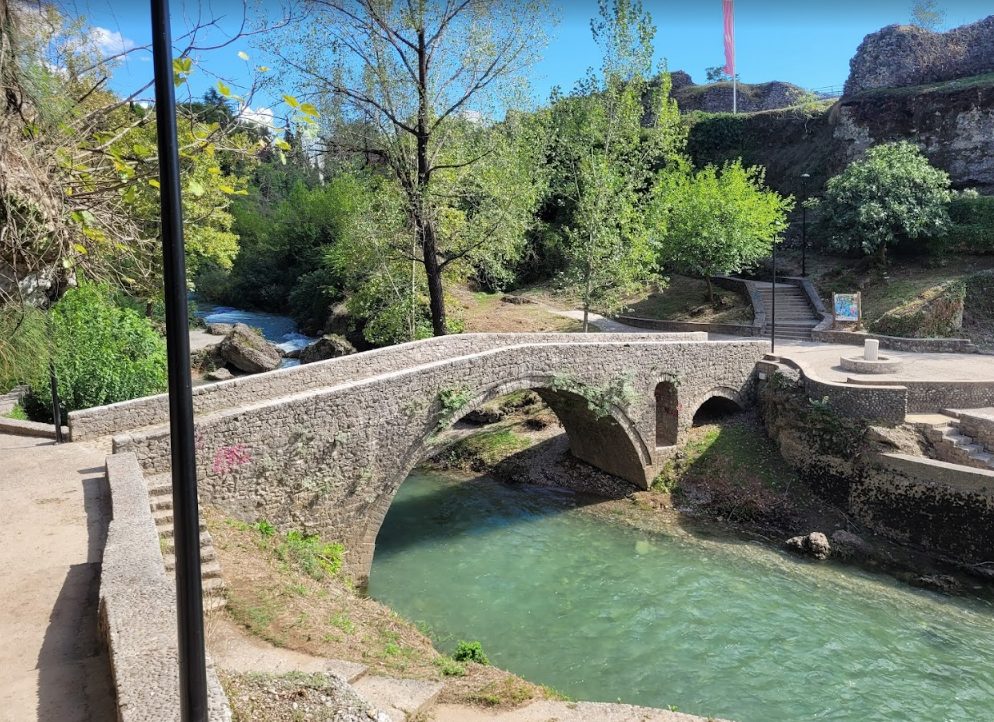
left=654, top=381, right=679, bottom=447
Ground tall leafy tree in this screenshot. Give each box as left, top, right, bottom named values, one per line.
left=821, top=141, right=951, bottom=263
left=654, top=160, right=793, bottom=302
left=548, top=0, right=684, bottom=331
left=272, top=0, right=550, bottom=336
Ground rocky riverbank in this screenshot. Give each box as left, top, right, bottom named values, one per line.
left=426, top=395, right=994, bottom=599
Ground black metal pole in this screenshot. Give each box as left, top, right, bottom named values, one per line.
left=150, top=1, right=208, bottom=719
left=48, top=360, right=63, bottom=444
left=771, top=241, right=777, bottom=354
left=801, top=203, right=807, bottom=278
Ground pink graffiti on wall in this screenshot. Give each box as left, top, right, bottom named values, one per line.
left=212, top=444, right=252, bottom=475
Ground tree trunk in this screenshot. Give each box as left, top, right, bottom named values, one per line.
left=582, top=305, right=589, bottom=333
left=416, top=26, right=446, bottom=336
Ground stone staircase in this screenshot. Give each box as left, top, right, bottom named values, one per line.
left=147, top=473, right=228, bottom=611
left=754, top=283, right=819, bottom=341
left=912, top=415, right=994, bottom=471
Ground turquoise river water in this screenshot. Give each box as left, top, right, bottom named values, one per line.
left=368, top=471, right=994, bottom=722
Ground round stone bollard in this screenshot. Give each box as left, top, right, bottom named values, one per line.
left=864, top=338, right=879, bottom=361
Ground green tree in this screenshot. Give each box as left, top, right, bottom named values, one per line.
left=821, top=141, right=951, bottom=262
left=910, top=1, right=945, bottom=31
left=548, top=0, right=684, bottom=330
left=274, top=0, right=550, bottom=336
left=654, top=161, right=793, bottom=302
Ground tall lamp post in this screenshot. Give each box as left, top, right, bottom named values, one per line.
left=150, top=0, right=208, bottom=718
left=800, top=172, right=811, bottom=277
left=770, top=237, right=777, bottom=353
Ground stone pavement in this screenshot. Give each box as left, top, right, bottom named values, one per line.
left=0, top=433, right=115, bottom=721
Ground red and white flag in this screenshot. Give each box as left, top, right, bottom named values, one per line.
left=723, top=0, right=735, bottom=76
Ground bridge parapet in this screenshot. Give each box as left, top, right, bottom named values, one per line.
left=70, top=332, right=708, bottom=441
left=107, top=333, right=763, bottom=581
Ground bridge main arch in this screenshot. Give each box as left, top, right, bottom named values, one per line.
left=352, top=374, right=654, bottom=579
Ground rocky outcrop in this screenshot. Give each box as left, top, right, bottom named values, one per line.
left=845, top=16, right=994, bottom=96
left=669, top=72, right=811, bottom=114
left=299, top=334, right=356, bottom=364
left=219, top=323, right=281, bottom=373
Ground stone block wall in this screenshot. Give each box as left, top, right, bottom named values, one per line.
left=849, top=379, right=994, bottom=413
left=110, top=336, right=763, bottom=580
left=70, top=332, right=707, bottom=441
left=954, top=411, right=994, bottom=449
left=811, top=329, right=978, bottom=353
left=854, top=453, right=994, bottom=562
left=101, top=453, right=231, bottom=721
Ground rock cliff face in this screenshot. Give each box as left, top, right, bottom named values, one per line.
left=668, top=71, right=811, bottom=114
left=845, top=16, right=994, bottom=96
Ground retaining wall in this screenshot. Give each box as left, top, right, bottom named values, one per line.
left=759, top=358, right=907, bottom=425
left=849, top=379, right=994, bottom=414
left=854, top=453, right=994, bottom=561
left=101, top=453, right=231, bottom=721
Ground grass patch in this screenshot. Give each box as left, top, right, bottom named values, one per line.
left=440, top=428, right=531, bottom=471
left=622, top=274, right=752, bottom=323
left=465, top=676, right=536, bottom=708
left=4, top=403, right=28, bottom=420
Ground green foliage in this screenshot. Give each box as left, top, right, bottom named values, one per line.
left=551, top=373, right=637, bottom=418
left=435, top=386, right=474, bottom=430
left=820, top=142, right=952, bottom=260
left=547, top=0, right=684, bottom=327
left=23, top=284, right=166, bottom=420
left=965, top=271, right=994, bottom=320
left=274, top=530, right=344, bottom=581
left=452, top=640, right=489, bottom=665
left=0, top=306, right=48, bottom=394
left=252, top=520, right=276, bottom=538
left=441, top=428, right=529, bottom=470
left=434, top=656, right=467, bottom=677
left=654, top=160, right=793, bottom=298
left=5, top=404, right=28, bottom=421
left=929, top=192, right=994, bottom=255
left=870, top=280, right=966, bottom=338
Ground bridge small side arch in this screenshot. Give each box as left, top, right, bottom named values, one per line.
left=686, top=386, right=747, bottom=426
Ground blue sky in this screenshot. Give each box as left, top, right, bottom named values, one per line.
left=73, top=0, right=993, bottom=114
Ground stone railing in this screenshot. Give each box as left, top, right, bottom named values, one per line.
left=846, top=378, right=994, bottom=414
left=101, top=453, right=231, bottom=721
left=70, top=332, right=705, bottom=441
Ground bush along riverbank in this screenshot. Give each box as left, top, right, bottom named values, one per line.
left=425, top=391, right=994, bottom=599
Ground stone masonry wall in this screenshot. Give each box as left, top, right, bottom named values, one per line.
left=109, top=336, right=763, bottom=580
left=845, top=16, right=994, bottom=96
left=101, top=453, right=230, bottom=721
left=70, top=332, right=706, bottom=440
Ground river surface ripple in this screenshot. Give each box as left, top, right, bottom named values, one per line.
left=369, top=471, right=994, bottom=722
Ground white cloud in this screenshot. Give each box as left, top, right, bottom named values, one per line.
left=88, top=26, right=136, bottom=57
left=239, top=106, right=276, bottom=129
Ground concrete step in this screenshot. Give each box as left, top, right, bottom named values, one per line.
left=160, top=530, right=214, bottom=549
left=156, top=519, right=209, bottom=539
left=163, top=555, right=221, bottom=577
left=352, top=676, right=443, bottom=722
left=152, top=508, right=209, bottom=529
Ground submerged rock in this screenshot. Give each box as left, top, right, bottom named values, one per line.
left=786, top=531, right=832, bottom=560
left=300, top=334, right=356, bottom=364
left=219, top=323, right=281, bottom=373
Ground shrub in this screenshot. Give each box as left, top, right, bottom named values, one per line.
left=0, top=305, right=48, bottom=394
left=22, top=284, right=167, bottom=420
left=452, top=640, right=489, bottom=665
left=928, top=194, right=994, bottom=255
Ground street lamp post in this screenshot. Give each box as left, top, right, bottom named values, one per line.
left=800, top=172, right=811, bottom=277
left=150, top=0, right=208, bottom=719
left=771, top=239, right=777, bottom=354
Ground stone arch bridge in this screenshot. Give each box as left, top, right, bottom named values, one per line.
left=72, top=332, right=764, bottom=579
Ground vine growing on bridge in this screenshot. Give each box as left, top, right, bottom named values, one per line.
left=550, top=373, right=638, bottom=418
left=435, top=386, right=474, bottom=432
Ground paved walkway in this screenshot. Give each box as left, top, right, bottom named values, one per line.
left=0, top=434, right=115, bottom=721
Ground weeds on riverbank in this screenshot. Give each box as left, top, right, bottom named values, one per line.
left=207, top=508, right=552, bottom=709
